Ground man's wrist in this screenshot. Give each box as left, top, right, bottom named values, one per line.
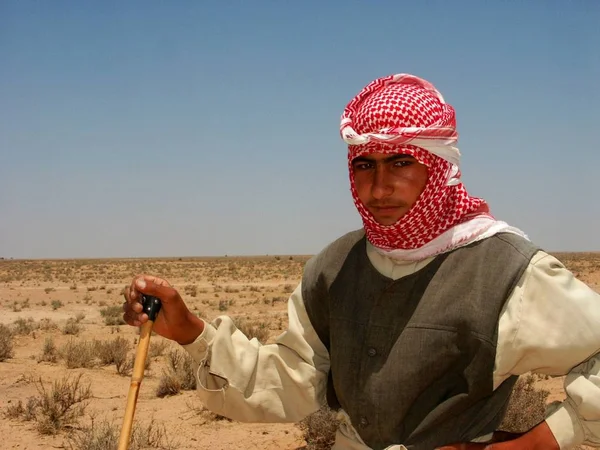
left=175, top=312, right=205, bottom=345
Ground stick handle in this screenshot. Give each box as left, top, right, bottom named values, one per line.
left=118, top=319, right=154, bottom=450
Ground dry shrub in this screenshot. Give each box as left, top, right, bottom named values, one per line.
left=51, top=299, right=63, bottom=310
left=38, top=318, right=58, bottom=331
left=100, top=305, right=126, bottom=326
left=499, top=374, right=550, bottom=433
left=156, top=371, right=182, bottom=398
left=167, top=349, right=196, bottom=390
left=297, top=406, right=339, bottom=450
left=5, top=398, right=37, bottom=421
left=0, top=324, right=14, bottom=361
left=63, top=318, right=82, bottom=335
left=271, top=295, right=286, bottom=305
left=149, top=338, right=170, bottom=358
left=23, top=396, right=39, bottom=420
left=12, top=317, right=38, bottom=335
left=94, top=336, right=140, bottom=376
left=66, top=417, right=119, bottom=450
left=35, top=374, right=92, bottom=435
left=156, top=349, right=196, bottom=397
left=184, top=284, right=198, bottom=297
left=61, top=339, right=97, bottom=369
left=38, top=337, right=59, bottom=363
left=96, top=336, right=129, bottom=366
left=235, top=317, right=270, bottom=343
left=6, top=374, right=92, bottom=435
left=65, top=416, right=177, bottom=450
left=116, top=355, right=136, bottom=377
left=4, top=402, right=24, bottom=419
left=127, top=418, right=178, bottom=449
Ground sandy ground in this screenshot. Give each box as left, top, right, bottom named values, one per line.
left=0, top=252, right=598, bottom=449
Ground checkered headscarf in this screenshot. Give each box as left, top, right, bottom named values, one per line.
left=341, top=74, right=490, bottom=251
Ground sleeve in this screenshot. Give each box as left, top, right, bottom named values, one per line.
left=180, top=282, right=330, bottom=423
left=494, top=250, right=600, bottom=449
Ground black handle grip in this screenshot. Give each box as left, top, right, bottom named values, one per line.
left=141, top=294, right=162, bottom=321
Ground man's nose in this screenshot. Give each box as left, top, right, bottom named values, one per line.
left=370, top=167, right=393, bottom=199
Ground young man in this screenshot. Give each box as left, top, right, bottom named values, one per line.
left=123, top=74, right=600, bottom=449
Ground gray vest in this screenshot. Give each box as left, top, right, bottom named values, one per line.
left=302, top=230, right=540, bottom=450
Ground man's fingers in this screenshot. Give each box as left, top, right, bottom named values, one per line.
left=141, top=275, right=172, bottom=288
left=122, top=299, right=146, bottom=324
left=133, top=275, right=177, bottom=304
left=128, top=279, right=138, bottom=302
left=122, top=310, right=146, bottom=326
left=126, top=274, right=172, bottom=304
left=123, top=284, right=143, bottom=312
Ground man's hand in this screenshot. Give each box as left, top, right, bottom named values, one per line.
left=437, top=421, right=560, bottom=449
left=122, top=274, right=204, bottom=345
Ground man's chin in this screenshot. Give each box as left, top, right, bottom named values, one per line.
left=375, top=218, right=400, bottom=226
left=361, top=205, right=408, bottom=226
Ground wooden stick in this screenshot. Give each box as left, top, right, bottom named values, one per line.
left=117, top=318, right=154, bottom=450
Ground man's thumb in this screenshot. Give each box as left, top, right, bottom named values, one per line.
left=135, top=276, right=176, bottom=304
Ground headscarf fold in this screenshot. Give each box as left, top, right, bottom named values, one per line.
left=340, top=74, right=526, bottom=260
left=341, top=74, right=461, bottom=167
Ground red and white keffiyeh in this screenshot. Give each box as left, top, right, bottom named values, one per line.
left=340, top=74, right=526, bottom=260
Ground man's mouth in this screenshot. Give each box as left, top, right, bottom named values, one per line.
left=371, top=205, right=404, bottom=212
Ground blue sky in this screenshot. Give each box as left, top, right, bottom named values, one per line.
left=1, top=1, right=599, bottom=258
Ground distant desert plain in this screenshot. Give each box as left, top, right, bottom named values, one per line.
left=0, top=251, right=598, bottom=449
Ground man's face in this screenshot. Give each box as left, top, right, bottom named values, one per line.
left=352, top=153, right=429, bottom=226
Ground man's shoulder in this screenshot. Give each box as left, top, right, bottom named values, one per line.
left=449, top=232, right=543, bottom=269
left=303, top=228, right=365, bottom=282
left=478, top=232, right=542, bottom=259
left=312, top=228, right=365, bottom=262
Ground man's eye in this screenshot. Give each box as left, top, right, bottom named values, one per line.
left=353, top=163, right=372, bottom=170
left=393, top=160, right=412, bottom=168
